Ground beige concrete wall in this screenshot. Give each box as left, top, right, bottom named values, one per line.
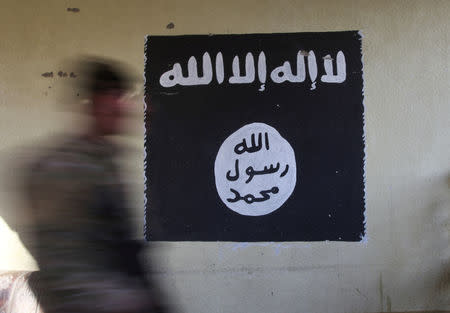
left=0, top=1, right=449, bottom=312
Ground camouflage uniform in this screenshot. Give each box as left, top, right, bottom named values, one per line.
left=24, top=136, right=155, bottom=313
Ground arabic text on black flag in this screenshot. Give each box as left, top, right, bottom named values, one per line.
left=144, top=31, right=366, bottom=242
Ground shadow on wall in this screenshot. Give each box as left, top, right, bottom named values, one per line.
left=371, top=171, right=450, bottom=312
left=405, top=173, right=449, bottom=309
left=433, top=175, right=450, bottom=306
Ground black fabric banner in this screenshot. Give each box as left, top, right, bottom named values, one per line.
left=144, top=31, right=365, bottom=242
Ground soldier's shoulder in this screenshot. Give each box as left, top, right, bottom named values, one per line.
left=27, top=136, right=102, bottom=179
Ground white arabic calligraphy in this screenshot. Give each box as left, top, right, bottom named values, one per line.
left=160, top=52, right=213, bottom=87
left=159, top=50, right=347, bottom=89
left=214, top=123, right=297, bottom=216
left=321, top=51, right=346, bottom=83
left=229, top=52, right=255, bottom=84
left=215, top=52, right=224, bottom=84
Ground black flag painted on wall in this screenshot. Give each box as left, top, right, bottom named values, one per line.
left=144, top=31, right=366, bottom=242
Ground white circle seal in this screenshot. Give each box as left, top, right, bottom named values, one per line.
left=214, top=122, right=297, bottom=216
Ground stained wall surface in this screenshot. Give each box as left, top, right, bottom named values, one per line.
left=0, top=1, right=449, bottom=312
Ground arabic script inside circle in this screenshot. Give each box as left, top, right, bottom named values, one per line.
left=214, top=122, right=297, bottom=216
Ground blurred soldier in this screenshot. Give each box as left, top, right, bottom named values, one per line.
left=23, top=58, right=167, bottom=313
